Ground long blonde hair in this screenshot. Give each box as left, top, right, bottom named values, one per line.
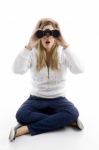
left=34, top=18, right=67, bottom=72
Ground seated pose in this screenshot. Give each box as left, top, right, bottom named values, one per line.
left=9, top=18, right=84, bottom=142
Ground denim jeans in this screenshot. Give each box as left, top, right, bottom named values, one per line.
left=16, top=95, right=79, bottom=135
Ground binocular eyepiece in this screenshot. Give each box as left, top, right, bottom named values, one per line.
left=35, top=29, right=60, bottom=38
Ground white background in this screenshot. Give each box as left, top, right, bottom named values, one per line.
left=0, top=0, right=99, bottom=150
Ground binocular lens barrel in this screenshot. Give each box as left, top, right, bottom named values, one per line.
left=53, top=30, right=60, bottom=37
left=35, top=30, right=44, bottom=38
left=35, top=29, right=60, bottom=38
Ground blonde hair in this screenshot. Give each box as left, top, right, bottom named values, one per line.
left=34, top=18, right=68, bottom=72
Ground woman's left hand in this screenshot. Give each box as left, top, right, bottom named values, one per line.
left=54, top=29, right=69, bottom=48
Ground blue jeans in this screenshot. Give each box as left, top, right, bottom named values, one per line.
left=16, top=95, right=79, bottom=135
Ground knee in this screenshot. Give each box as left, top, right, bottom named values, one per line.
left=70, top=108, right=79, bottom=120
left=16, top=110, right=23, bottom=123
left=16, top=109, right=29, bottom=123
left=63, top=107, right=79, bottom=121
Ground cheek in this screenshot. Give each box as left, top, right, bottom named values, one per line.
left=51, top=39, right=55, bottom=45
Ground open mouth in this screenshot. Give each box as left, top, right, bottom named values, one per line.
left=45, top=40, right=50, bottom=44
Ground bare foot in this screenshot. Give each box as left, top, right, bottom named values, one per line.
left=16, top=126, right=29, bottom=137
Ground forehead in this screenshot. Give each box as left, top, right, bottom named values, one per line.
left=43, top=25, right=54, bottom=30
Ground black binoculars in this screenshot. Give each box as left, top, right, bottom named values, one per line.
left=35, top=29, right=60, bottom=38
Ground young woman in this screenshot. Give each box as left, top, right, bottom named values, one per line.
left=9, top=18, right=84, bottom=142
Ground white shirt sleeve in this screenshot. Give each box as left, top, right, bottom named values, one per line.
left=63, top=46, right=84, bottom=74
left=12, top=47, right=33, bottom=74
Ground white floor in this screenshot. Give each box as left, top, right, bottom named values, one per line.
left=0, top=112, right=99, bottom=150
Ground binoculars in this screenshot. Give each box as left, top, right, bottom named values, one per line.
left=35, top=29, right=60, bottom=38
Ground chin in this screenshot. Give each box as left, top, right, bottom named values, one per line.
left=45, top=45, right=52, bottom=50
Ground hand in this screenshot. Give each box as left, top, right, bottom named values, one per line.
left=26, top=29, right=41, bottom=50
left=54, top=28, right=69, bottom=48
left=55, top=35, right=69, bottom=48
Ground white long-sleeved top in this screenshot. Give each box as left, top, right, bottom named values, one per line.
left=12, top=46, right=84, bottom=98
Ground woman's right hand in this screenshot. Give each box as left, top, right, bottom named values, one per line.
left=25, top=29, right=41, bottom=50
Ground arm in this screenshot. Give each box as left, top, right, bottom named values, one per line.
left=63, top=46, right=84, bottom=74
left=12, top=27, right=40, bottom=74
left=12, top=47, right=33, bottom=74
